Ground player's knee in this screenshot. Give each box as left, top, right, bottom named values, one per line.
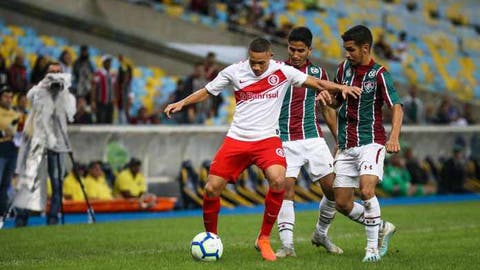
left=204, top=182, right=222, bottom=197
left=359, top=189, right=375, bottom=200
left=267, top=175, right=285, bottom=190
left=334, top=199, right=351, bottom=215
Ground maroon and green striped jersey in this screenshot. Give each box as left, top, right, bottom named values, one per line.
left=279, top=60, right=328, bottom=142
left=335, top=59, right=401, bottom=149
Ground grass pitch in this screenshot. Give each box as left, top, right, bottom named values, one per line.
left=1, top=201, right=479, bottom=270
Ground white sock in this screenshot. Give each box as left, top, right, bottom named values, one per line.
left=348, top=201, right=365, bottom=224
left=277, top=200, right=295, bottom=248
left=315, top=196, right=336, bottom=235
left=363, top=196, right=381, bottom=250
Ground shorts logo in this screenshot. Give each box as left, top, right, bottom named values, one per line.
left=275, top=148, right=285, bottom=157
left=268, top=74, right=280, bottom=86
left=364, top=165, right=373, bottom=170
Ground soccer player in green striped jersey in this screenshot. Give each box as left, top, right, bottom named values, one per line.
left=328, top=25, right=404, bottom=262
left=275, top=27, right=343, bottom=258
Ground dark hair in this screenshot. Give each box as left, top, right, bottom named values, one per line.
left=249, top=38, right=271, bottom=53
left=46, top=61, right=63, bottom=73
left=341, top=25, right=373, bottom=50
left=288, top=27, right=313, bottom=47
left=0, top=85, right=12, bottom=96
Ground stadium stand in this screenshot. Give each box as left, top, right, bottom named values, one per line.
left=129, top=0, right=480, bottom=102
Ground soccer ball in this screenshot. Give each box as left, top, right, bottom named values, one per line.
left=190, top=232, right=223, bottom=261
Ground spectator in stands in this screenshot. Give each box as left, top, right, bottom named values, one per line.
left=462, top=103, right=476, bottom=125
left=226, top=0, right=243, bottom=31
left=202, top=53, right=223, bottom=119
left=373, top=34, right=397, bottom=61
left=0, top=55, right=8, bottom=87
left=435, top=95, right=459, bottom=124
left=245, top=0, right=264, bottom=28
left=73, top=96, right=93, bottom=124
left=8, top=54, right=28, bottom=94
left=469, top=134, right=480, bottom=180
left=129, top=106, right=160, bottom=124
left=404, top=147, right=437, bottom=195
left=114, top=158, right=146, bottom=198
left=84, top=161, right=113, bottom=200
left=30, top=55, right=48, bottom=85
left=275, top=22, right=294, bottom=39
left=169, top=78, right=195, bottom=124
left=63, top=164, right=86, bottom=201
left=439, top=144, right=468, bottom=194
left=116, top=54, right=132, bottom=124
left=14, top=92, right=29, bottom=133
left=402, top=84, right=425, bottom=124
left=262, top=12, right=278, bottom=35
left=72, top=45, right=94, bottom=99
left=381, top=153, right=413, bottom=197
left=188, top=0, right=209, bottom=16
left=59, top=49, right=73, bottom=75
left=0, top=87, right=20, bottom=219
left=92, top=55, right=117, bottom=124
left=395, top=31, right=408, bottom=63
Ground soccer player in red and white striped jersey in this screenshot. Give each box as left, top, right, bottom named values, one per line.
left=165, top=38, right=361, bottom=261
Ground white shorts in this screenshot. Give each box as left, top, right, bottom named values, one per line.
left=333, top=143, right=386, bottom=188
left=283, top=137, right=334, bottom=181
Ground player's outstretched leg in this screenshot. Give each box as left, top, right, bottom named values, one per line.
left=378, top=220, right=396, bottom=257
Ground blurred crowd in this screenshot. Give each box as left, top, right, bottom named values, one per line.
left=380, top=135, right=480, bottom=197
left=2, top=44, right=226, bottom=126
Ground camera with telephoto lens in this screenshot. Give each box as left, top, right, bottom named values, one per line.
left=45, top=73, right=68, bottom=93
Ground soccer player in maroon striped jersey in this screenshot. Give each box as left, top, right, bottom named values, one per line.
left=165, top=38, right=361, bottom=261
left=327, top=25, right=403, bottom=262
left=275, top=27, right=343, bottom=258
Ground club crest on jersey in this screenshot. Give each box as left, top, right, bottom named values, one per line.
left=275, top=148, right=285, bottom=157
left=268, top=74, right=280, bottom=86
left=368, top=70, right=376, bottom=78
left=310, top=66, right=320, bottom=74
left=363, top=81, right=376, bottom=93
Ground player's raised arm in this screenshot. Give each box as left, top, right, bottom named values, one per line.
left=164, top=88, right=210, bottom=118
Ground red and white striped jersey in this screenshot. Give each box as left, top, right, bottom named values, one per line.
left=206, top=59, right=307, bottom=141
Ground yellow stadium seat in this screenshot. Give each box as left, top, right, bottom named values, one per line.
left=7, top=25, right=25, bottom=36
left=165, top=5, right=184, bottom=17
left=133, top=67, right=142, bottom=78
left=39, top=35, right=56, bottom=47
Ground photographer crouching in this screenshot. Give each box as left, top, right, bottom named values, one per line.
left=14, top=62, right=76, bottom=226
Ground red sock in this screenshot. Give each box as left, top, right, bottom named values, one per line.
left=260, top=189, right=285, bottom=237
left=203, top=195, right=220, bottom=234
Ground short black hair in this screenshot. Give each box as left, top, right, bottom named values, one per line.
left=341, top=25, right=373, bottom=50
left=288, top=27, right=313, bottom=48
left=249, top=38, right=272, bottom=53
left=0, top=85, right=12, bottom=97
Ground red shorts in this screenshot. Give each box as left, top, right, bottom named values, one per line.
left=209, top=136, right=287, bottom=183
